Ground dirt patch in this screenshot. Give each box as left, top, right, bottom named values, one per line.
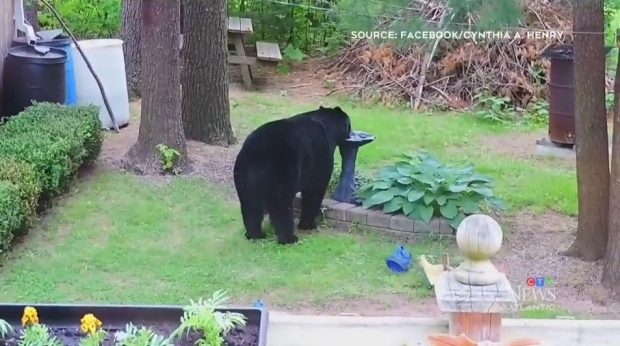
left=102, top=65, right=331, bottom=193
left=100, top=101, right=241, bottom=196
left=477, top=132, right=576, bottom=168
left=229, top=60, right=333, bottom=101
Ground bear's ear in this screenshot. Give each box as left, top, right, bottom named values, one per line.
left=334, top=106, right=342, bottom=111
left=319, top=106, right=325, bottom=109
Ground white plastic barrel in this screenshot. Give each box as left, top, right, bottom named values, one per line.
left=71, top=39, right=130, bottom=129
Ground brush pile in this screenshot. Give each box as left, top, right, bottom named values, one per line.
left=325, top=0, right=573, bottom=109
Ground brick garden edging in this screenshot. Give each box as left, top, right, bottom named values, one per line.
left=294, top=193, right=454, bottom=237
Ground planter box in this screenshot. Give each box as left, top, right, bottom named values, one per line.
left=0, top=303, right=269, bottom=346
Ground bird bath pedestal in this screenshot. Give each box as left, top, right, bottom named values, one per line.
left=433, top=214, right=518, bottom=342
left=331, top=130, right=375, bottom=204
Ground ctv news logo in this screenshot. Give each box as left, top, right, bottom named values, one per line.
left=512, top=276, right=557, bottom=312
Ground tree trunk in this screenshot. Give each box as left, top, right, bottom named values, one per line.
left=181, top=0, right=237, bottom=146
left=126, top=0, right=190, bottom=175
left=120, top=0, right=141, bottom=99
left=602, top=47, right=620, bottom=293
left=24, top=0, right=39, bottom=32
left=562, top=0, right=609, bottom=261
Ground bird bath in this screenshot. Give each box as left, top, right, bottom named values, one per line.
left=332, top=130, right=375, bottom=204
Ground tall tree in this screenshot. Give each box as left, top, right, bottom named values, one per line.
left=126, top=0, right=190, bottom=174
left=120, top=0, right=141, bottom=99
left=602, top=40, right=620, bottom=293
left=181, top=0, right=237, bottom=146
left=562, top=0, right=609, bottom=261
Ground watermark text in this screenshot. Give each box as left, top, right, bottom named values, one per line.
left=350, top=30, right=564, bottom=42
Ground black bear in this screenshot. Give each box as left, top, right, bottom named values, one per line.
left=233, top=106, right=352, bottom=244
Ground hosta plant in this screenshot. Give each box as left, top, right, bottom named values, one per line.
left=357, top=151, right=505, bottom=229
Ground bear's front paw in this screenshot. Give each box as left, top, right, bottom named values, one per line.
left=277, top=235, right=299, bottom=245
left=245, top=232, right=267, bottom=240
left=297, top=220, right=317, bottom=230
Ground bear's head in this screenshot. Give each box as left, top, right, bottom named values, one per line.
left=317, top=106, right=352, bottom=144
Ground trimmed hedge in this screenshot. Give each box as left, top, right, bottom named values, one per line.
left=0, top=102, right=103, bottom=255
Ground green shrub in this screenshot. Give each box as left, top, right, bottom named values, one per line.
left=38, top=0, right=121, bottom=39
left=0, top=160, right=41, bottom=229
left=1, top=103, right=103, bottom=167
left=0, top=103, right=103, bottom=255
left=0, top=181, right=26, bottom=254
left=357, top=151, right=506, bottom=229
left=15, top=103, right=103, bottom=165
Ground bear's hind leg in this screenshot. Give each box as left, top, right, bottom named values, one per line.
left=240, top=202, right=267, bottom=240
left=298, top=166, right=331, bottom=230
left=266, top=198, right=298, bottom=245
left=298, top=187, right=327, bottom=230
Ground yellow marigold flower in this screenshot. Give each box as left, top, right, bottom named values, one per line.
left=21, top=306, right=39, bottom=326
left=80, top=314, right=102, bottom=334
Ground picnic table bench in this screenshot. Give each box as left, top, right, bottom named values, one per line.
left=227, top=17, right=282, bottom=90
left=178, top=16, right=282, bottom=90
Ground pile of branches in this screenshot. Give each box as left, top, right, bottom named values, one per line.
left=325, top=0, right=573, bottom=109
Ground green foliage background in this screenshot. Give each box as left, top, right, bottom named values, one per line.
left=31, top=0, right=620, bottom=54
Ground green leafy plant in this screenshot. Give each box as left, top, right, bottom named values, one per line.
left=18, top=323, right=62, bottom=346
left=155, top=144, right=181, bottom=174
left=606, top=92, right=615, bottom=111
left=473, top=94, right=516, bottom=123
left=38, top=0, right=120, bottom=39
left=357, top=151, right=506, bottom=228
left=80, top=329, right=106, bottom=346
left=276, top=44, right=308, bottom=74
left=0, top=319, right=12, bottom=338
left=114, top=323, right=172, bottom=346
left=170, top=290, right=247, bottom=346
left=525, top=99, right=549, bottom=126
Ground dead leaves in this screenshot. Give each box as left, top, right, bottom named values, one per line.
left=327, top=0, right=572, bottom=109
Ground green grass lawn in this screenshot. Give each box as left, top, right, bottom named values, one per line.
left=0, top=91, right=577, bottom=310
left=0, top=171, right=450, bottom=305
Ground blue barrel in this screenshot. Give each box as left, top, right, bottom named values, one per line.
left=1, top=46, right=67, bottom=119
left=12, top=34, right=77, bottom=105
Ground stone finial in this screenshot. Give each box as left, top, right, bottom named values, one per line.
left=453, top=214, right=503, bottom=285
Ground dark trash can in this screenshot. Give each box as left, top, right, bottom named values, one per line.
left=12, top=32, right=77, bottom=105
left=1, top=45, right=67, bottom=119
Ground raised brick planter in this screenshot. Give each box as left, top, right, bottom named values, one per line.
left=294, top=193, right=454, bottom=237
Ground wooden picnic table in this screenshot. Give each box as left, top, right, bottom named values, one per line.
left=227, top=17, right=282, bottom=90
left=178, top=17, right=282, bottom=90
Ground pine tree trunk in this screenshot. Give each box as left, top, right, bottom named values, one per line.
left=120, top=0, right=141, bottom=99
left=126, top=0, right=190, bottom=175
left=562, top=0, right=609, bottom=261
left=181, top=0, right=237, bottom=146
left=602, top=47, right=620, bottom=292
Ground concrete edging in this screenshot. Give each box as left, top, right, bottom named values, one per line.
left=269, top=311, right=620, bottom=328
left=294, top=193, right=454, bottom=237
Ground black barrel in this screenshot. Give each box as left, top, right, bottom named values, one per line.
left=1, top=45, right=67, bottom=119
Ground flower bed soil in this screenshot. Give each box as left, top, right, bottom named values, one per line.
left=0, top=324, right=259, bottom=346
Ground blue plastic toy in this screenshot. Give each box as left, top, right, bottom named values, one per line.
left=252, top=299, right=264, bottom=307
left=386, top=245, right=412, bottom=273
